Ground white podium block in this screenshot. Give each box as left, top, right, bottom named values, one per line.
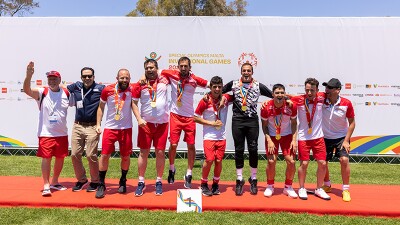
left=176, top=189, right=202, bottom=213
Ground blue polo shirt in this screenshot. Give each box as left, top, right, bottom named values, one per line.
left=67, top=81, right=105, bottom=123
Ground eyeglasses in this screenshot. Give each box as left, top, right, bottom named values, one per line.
left=81, top=75, right=93, bottom=79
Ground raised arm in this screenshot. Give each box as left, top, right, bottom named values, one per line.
left=23, top=61, right=40, bottom=100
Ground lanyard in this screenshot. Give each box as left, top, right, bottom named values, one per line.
left=114, top=83, right=127, bottom=117
left=80, top=87, right=92, bottom=101
left=273, top=102, right=285, bottom=135
left=305, top=97, right=318, bottom=133
left=239, top=78, right=253, bottom=107
left=209, top=94, right=222, bottom=120
left=147, top=78, right=158, bottom=103
left=177, top=78, right=187, bottom=103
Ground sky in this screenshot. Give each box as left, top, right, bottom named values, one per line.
left=23, top=0, right=400, bottom=17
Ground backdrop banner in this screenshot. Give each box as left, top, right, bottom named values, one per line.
left=1, top=17, right=399, bottom=155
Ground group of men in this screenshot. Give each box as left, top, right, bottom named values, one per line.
left=23, top=57, right=355, bottom=202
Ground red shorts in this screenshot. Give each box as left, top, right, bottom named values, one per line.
left=38, top=136, right=69, bottom=158
left=265, top=134, right=294, bottom=156
left=298, top=137, right=326, bottom=161
left=102, top=128, right=132, bottom=157
left=137, top=122, right=169, bottom=150
left=169, top=112, right=196, bottom=145
left=203, top=140, right=226, bottom=161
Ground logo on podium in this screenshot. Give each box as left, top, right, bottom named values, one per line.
left=176, top=189, right=202, bottom=213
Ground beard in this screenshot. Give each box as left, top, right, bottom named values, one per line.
left=118, top=81, right=129, bottom=91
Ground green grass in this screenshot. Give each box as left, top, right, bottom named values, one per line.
left=1, top=155, right=400, bottom=224
left=1, top=155, right=399, bottom=185
left=0, top=207, right=399, bottom=225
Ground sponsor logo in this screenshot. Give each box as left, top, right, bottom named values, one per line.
left=17, top=81, right=22, bottom=85
left=394, top=94, right=400, bottom=97
left=345, top=83, right=351, bottom=89
left=288, top=84, right=297, bottom=87
left=391, top=85, right=400, bottom=89
left=340, top=94, right=351, bottom=96
left=366, top=84, right=372, bottom=88
left=352, top=94, right=363, bottom=97
left=373, top=84, right=378, bottom=88
left=1, top=88, right=7, bottom=93
left=20, top=89, right=24, bottom=92
left=36, top=80, right=42, bottom=85
left=0, top=81, right=5, bottom=84
left=375, top=94, right=379, bottom=96
left=365, top=102, right=371, bottom=106
left=364, top=94, right=374, bottom=97
left=145, top=52, right=162, bottom=61
left=0, top=98, right=6, bottom=100
left=238, top=53, right=258, bottom=68
left=391, top=103, right=400, bottom=106
left=380, top=94, right=392, bottom=96
left=378, top=85, right=390, bottom=88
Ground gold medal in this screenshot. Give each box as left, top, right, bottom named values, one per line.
left=177, top=101, right=182, bottom=107
left=151, top=101, right=156, bottom=108
left=308, top=127, right=312, bottom=134
left=241, top=105, right=247, bottom=111
left=215, top=126, right=221, bottom=130
left=114, top=114, right=120, bottom=121
left=276, top=134, right=281, bottom=140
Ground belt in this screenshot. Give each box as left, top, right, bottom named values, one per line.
left=74, top=121, right=96, bottom=126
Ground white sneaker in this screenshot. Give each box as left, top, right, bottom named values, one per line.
left=283, top=186, right=298, bottom=199
left=298, top=187, right=308, bottom=200
left=314, top=188, right=331, bottom=200
left=263, top=185, right=274, bottom=197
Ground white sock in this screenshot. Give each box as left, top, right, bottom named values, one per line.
left=343, top=184, right=350, bottom=191
left=250, top=167, right=257, bottom=180
left=236, top=168, right=243, bottom=180
left=169, top=164, right=175, bottom=171
left=324, top=180, right=331, bottom=186
left=186, top=169, right=192, bottom=176
left=138, top=176, right=145, bottom=183
left=156, top=177, right=162, bottom=182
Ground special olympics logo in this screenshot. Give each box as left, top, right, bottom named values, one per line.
left=145, top=52, right=162, bottom=61
left=238, top=53, right=258, bottom=68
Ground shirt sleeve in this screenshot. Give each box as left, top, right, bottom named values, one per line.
left=222, top=80, right=233, bottom=94
left=192, top=74, right=208, bottom=88
left=194, top=99, right=207, bottom=117
left=260, top=108, right=269, bottom=120
left=346, top=101, right=355, bottom=118
left=100, top=87, right=108, bottom=103
left=291, top=103, right=298, bottom=118
left=131, top=82, right=141, bottom=100
left=260, top=83, right=273, bottom=98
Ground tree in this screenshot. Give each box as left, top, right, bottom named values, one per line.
left=127, top=0, right=247, bottom=17
left=0, top=0, right=39, bottom=17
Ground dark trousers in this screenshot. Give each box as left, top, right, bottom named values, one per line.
left=232, top=117, right=259, bottom=169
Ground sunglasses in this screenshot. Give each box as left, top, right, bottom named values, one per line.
left=81, top=75, right=93, bottom=79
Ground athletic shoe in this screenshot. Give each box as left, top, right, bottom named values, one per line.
left=184, top=175, right=192, bottom=189
left=342, top=190, right=351, bottom=202
left=283, top=186, right=298, bottom=199
left=263, top=185, right=274, bottom=197
left=118, top=178, right=127, bottom=193
left=95, top=183, right=106, bottom=198
left=235, top=179, right=245, bottom=196
left=248, top=177, right=258, bottom=195
left=86, top=182, right=99, bottom=192
left=201, top=183, right=213, bottom=197
left=42, top=188, right=51, bottom=196
left=211, top=183, right=220, bottom=195
left=167, top=169, right=175, bottom=184
left=298, top=188, right=308, bottom=200
left=314, top=188, right=331, bottom=200
left=72, top=180, right=88, bottom=192
left=155, top=181, right=163, bottom=196
left=135, top=182, right=146, bottom=197
left=50, top=184, right=67, bottom=191
left=321, top=184, right=332, bottom=193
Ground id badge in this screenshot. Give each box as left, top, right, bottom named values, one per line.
left=49, top=115, right=58, bottom=123
left=77, top=100, right=83, bottom=109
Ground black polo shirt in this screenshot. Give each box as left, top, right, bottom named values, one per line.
left=67, top=81, right=104, bottom=123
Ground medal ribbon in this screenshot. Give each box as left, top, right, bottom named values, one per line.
left=114, top=83, right=127, bottom=116
left=177, top=78, right=186, bottom=103
left=273, top=103, right=284, bottom=135
left=239, top=78, right=253, bottom=107
left=305, top=97, right=318, bottom=130
left=147, top=78, right=158, bottom=103
left=209, top=94, right=221, bottom=120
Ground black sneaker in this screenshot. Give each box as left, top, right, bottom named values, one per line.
left=135, top=182, right=146, bottom=197
left=248, top=177, right=258, bottom=195
left=211, top=183, right=220, bottom=195
left=72, top=180, right=88, bottom=192
left=167, top=169, right=175, bottom=184
left=184, top=175, right=192, bottom=189
left=155, top=181, right=163, bottom=196
left=235, top=179, right=245, bottom=196
left=95, top=183, right=106, bottom=199
left=86, top=182, right=98, bottom=192
left=118, top=178, right=127, bottom=193
left=201, top=183, right=213, bottom=196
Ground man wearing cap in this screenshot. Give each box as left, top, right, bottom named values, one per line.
left=23, top=61, right=70, bottom=196
left=321, top=78, right=355, bottom=202
left=67, top=67, right=105, bottom=192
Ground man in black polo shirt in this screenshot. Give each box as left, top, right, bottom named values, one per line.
left=67, top=67, right=105, bottom=192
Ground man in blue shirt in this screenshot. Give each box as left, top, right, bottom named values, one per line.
left=67, top=67, right=104, bottom=192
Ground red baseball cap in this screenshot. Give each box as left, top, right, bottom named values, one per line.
left=46, top=71, right=61, bottom=78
